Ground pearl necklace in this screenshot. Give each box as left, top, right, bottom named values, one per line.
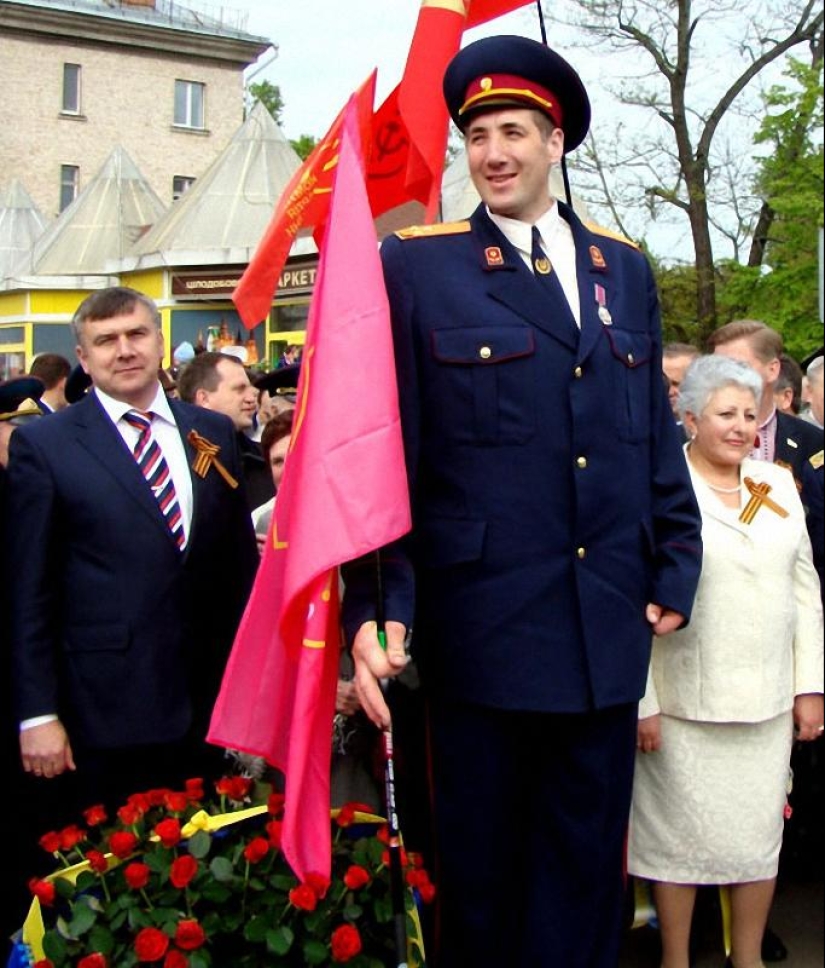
left=704, top=480, right=741, bottom=494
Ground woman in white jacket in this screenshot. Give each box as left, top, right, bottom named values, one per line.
left=628, top=354, right=823, bottom=968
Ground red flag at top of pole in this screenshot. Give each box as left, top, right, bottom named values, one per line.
left=231, top=73, right=376, bottom=329
left=208, top=93, right=411, bottom=884
left=368, top=0, right=532, bottom=220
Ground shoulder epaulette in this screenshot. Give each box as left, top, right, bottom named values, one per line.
left=585, top=222, right=640, bottom=250
left=395, top=221, right=471, bottom=240
left=810, top=450, right=824, bottom=469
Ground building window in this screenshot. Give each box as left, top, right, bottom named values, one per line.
left=59, top=165, right=79, bottom=212
left=172, top=175, right=196, bottom=200
left=174, top=80, right=205, bottom=129
left=62, top=63, right=81, bottom=114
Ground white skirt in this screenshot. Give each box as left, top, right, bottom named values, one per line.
left=628, top=712, right=794, bottom=884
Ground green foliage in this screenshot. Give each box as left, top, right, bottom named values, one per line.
left=719, top=59, right=824, bottom=360
left=248, top=80, right=284, bottom=124
left=290, top=134, right=318, bottom=161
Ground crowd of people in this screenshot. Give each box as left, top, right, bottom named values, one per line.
left=0, top=33, right=822, bottom=968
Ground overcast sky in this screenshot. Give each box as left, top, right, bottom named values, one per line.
left=232, top=2, right=542, bottom=140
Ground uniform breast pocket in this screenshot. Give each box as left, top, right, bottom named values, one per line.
left=430, top=326, right=536, bottom=445
left=604, top=328, right=653, bottom=444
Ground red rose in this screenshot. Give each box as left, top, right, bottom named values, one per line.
left=164, top=791, right=189, bottom=813
left=343, top=865, right=370, bottom=890
left=128, top=793, right=152, bottom=813
left=266, top=819, right=283, bottom=849
left=288, top=884, right=318, bottom=911
left=118, top=803, right=144, bottom=825
left=38, top=831, right=61, bottom=854
left=335, top=804, right=356, bottom=828
left=33, top=960, right=55, bottom=968
left=109, top=831, right=139, bottom=859
left=78, top=954, right=108, bottom=968
left=146, top=788, right=170, bottom=808
left=82, top=805, right=107, bottom=827
left=154, top=818, right=182, bottom=848
left=305, top=872, right=330, bottom=898
left=85, top=850, right=109, bottom=874
left=418, top=880, right=437, bottom=904
left=185, top=778, right=204, bottom=802
left=174, top=920, right=206, bottom=951
left=169, top=855, right=199, bottom=889
left=134, top=926, right=170, bottom=962
left=267, top=792, right=286, bottom=816
left=406, top=869, right=437, bottom=904
left=243, top=837, right=270, bottom=864
left=331, top=924, right=363, bottom=963
left=214, top=776, right=251, bottom=802
left=59, top=824, right=86, bottom=851
left=124, top=862, right=151, bottom=890
left=164, top=952, right=189, bottom=968
left=28, top=878, right=56, bottom=906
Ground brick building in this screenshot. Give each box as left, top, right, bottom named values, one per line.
left=0, top=0, right=271, bottom=218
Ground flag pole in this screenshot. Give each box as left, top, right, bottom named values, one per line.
left=535, top=0, right=547, bottom=43
left=534, top=0, right=573, bottom=206
left=376, top=551, right=409, bottom=968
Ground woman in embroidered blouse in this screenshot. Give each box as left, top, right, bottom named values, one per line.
left=628, top=355, right=823, bottom=968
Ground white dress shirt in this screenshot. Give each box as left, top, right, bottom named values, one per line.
left=95, top=383, right=194, bottom=543
left=489, top=201, right=581, bottom=327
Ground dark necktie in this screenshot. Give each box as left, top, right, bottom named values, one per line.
left=123, top=410, right=185, bottom=550
left=531, top=225, right=554, bottom=277
left=531, top=225, right=579, bottom=339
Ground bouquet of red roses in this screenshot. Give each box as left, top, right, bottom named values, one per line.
left=23, top=777, right=434, bottom=968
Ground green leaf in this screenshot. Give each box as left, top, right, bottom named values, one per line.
left=210, top=855, right=235, bottom=882
left=302, top=938, right=329, bottom=965
left=67, top=901, right=98, bottom=937
left=88, top=923, right=116, bottom=953
left=266, top=925, right=295, bottom=955
left=343, top=902, right=364, bottom=920
left=187, top=830, right=212, bottom=859
left=42, top=931, right=69, bottom=961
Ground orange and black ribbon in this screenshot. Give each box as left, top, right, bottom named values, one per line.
left=187, top=430, right=239, bottom=489
left=739, top=477, right=788, bottom=525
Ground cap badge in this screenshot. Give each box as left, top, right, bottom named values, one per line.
left=485, top=246, right=504, bottom=267
left=589, top=245, right=607, bottom=270
left=480, top=76, right=493, bottom=91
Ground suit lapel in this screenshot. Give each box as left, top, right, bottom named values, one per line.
left=564, top=205, right=619, bottom=365
left=471, top=207, right=579, bottom=351
left=71, top=394, right=178, bottom=542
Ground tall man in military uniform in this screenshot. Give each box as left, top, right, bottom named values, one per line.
left=344, top=36, right=702, bottom=967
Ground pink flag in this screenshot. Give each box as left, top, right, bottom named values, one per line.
left=208, top=95, right=411, bottom=883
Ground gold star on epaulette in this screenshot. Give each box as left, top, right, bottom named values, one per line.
left=810, top=450, right=824, bottom=470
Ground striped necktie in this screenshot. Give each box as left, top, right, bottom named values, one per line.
left=123, top=410, right=185, bottom=550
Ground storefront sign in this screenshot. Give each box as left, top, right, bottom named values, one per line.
left=171, top=260, right=319, bottom=301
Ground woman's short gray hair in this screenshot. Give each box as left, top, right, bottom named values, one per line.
left=677, top=354, right=762, bottom=421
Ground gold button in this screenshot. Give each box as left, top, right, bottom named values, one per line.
left=576, top=456, right=587, bottom=469
left=627, top=353, right=635, bottom=365
left=574, top=366, right=583, bottom=378
left=479, top=346, right=492, bottom=360
left=577, top=547, right=586, bottom=559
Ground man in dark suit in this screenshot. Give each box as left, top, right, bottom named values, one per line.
left=3, top=287, right=258, bottom=820
left=344, top=36, right=702, bottom=968
left=709, top=321, right=822, bottom=484
left=177, top=350, right=274, bottom=513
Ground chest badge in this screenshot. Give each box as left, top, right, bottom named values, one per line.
left=594, top=283, right=613, bottom=325
left=485, top=246, right=504, bottom=267
left=590, top=245, right=607, bottom=270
